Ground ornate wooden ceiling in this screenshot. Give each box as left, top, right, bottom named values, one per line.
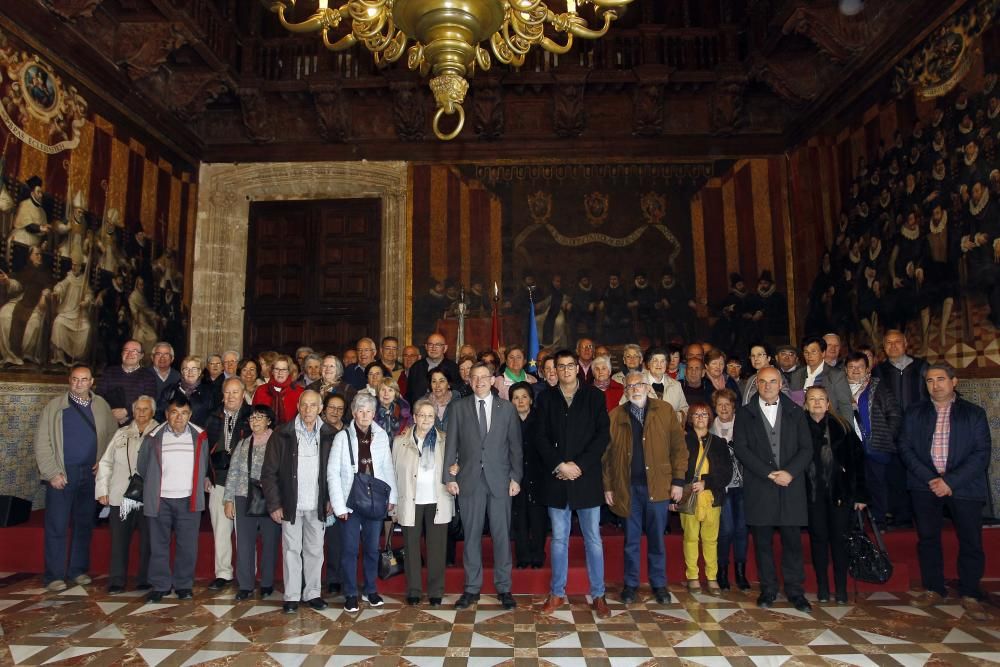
left=0, top=0, right=970, bottom=163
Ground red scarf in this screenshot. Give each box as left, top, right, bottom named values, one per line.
left=265, top=376, right=293, bottom=423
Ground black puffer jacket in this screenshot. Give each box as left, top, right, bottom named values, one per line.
left=858, top=377, right=901, bottom=454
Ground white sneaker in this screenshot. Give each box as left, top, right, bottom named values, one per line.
left=46, top=580, right=67, bottom=592
left=74, top=574, right=92, bottom=586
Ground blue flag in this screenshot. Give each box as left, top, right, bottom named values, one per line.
left=527, top=293, right=540, bottom=374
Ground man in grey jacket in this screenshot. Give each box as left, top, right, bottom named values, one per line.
left=34, top=363, right=117, bottom=592
left=136, top=393, right=211, bottom=602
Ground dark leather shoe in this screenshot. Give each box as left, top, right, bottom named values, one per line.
left=260, top=587, right=274, bottom=598
left=734, top=562, right=751, bottom=592
left=455, top=592, right=480, bottom=609
left=756, top=593, right=776, bottom=609
left=235, top=589, right=253, bottom=601
left=498, top=592, right=516, bottom=610
left=620, top=586, right=637, bottom=604
left=136, top=583, right=152, bottom=591
left=592, top=596, right=611, bottom=619
left=717, top=566, right=730, bottom=591
left=175, top=589, right=193, bottom=600
left=406, top=596, right=420, bottom=606
left=816, top=589, right=830, bottom=603
left=835, top=594, right=849, bottom=604
left=146, top=590, right=167, bottom=603
left=308, top=597, right=328, bottom=610
left=429, top=597, right=442, bottom=607
left=539, top=595, right=565, bottom=614
left=207, top=578, right=231, bottom=591
left=653, top=587, right=671, bottom=604
left=107, top=585, right=125, bottom=595
left=282, top=601, right=299, bottom=613
left=790, top=595, right=812, bottom=613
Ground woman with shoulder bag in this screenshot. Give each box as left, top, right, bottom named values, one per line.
left=804, top=386, right=868, bottom=604
left=328, top=393, right=397, bottom=613
left=392, top=398, right=453, bottom=607
left=96, top=395, right=158, bottom=594
left=223, top=404, right=281, bottom=600
left=679, top=401, right=732, bottom=594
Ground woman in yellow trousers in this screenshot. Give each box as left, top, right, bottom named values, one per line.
left=678, top=402, right=733, bottom=594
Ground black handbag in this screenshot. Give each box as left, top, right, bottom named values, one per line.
left=244, top=440, right=268, bottom=517
left=345, top=434, right=391, bottom=520
left=123, top=474, right=143, bottom=502
left=378, top=523, right=405, bottom=580
left=847, top=507, right=893, bottom=584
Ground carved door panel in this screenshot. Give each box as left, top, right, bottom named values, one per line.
left=245, top=199, right=381, bottom=356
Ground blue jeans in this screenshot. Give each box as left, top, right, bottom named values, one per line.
left=717, top=487, right=748, bottom=567
left=44, top=464, right=96, bottom=584
left=340, top=512, right=382, bottom=596
left=623, top=484, right=670, bottom=588
left=548, top=504, right=604, bottom=598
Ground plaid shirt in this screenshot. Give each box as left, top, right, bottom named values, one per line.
left=931, top=399, right=954, bottom=474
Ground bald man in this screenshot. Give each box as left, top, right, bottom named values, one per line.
left=405, top=332, right=460, bottom=405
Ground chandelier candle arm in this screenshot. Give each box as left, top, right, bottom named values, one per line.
left=268, top=0, right=634, bottom=140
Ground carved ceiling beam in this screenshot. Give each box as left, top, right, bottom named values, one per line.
left=309, top=80, right=352, bottom=143
left=781, top=4, right=868, bottom=64
left=237, top=86, right=275, bottom=144
left=748, top=54, right=824, bottom=107
left=145, top=0, right=238, bottom=83
left=115, top=20, right=188, bottom=80
left=44, top=0, right=104, bottom=21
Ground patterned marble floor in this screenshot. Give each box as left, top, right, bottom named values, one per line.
left=1, top=572, right=999, bottom=666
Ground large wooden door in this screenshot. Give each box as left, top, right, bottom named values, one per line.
left=244, top=198, right=381, bottom=356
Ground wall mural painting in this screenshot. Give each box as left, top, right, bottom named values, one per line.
left=491, top=163, right=709, bottom=350
left=0, top=28, right=196, bottom=378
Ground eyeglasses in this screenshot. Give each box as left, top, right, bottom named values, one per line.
left=556, top=363, right=577, bottom=371
left=691, top=413, right=711, bottom=418
left=624, top=382, right=647, bottom=391
left=272, top=367, right=290, bottom=373
left=426, top=343, right=446, bottom=348
left=249, top=414, right=269, bottom=421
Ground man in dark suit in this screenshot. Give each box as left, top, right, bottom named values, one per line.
left=899, top=362, right=991, bottom=620
left=733, top=367, right=814, bottom=612
left=534, top=349, right=612, bottom=618
left=443, top=362, right=522, bottom=610
left=786, top=336, right=852, bottom=421
left=406, top=332, right=460, bottom=405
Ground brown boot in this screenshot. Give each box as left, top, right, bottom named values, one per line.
left=591, top=596, right=611, bottom=619
left=539, top=595, right=565, bottom=614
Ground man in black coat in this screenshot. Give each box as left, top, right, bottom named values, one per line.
left=532, top=349, right=611, bottom=618
left=404, top=332, right=459, bottom=405
left=872, top=329, right=928, bottom=528
left=733, top=367, right=814, bottom=612
left=899, top=362, right=991, bottom=620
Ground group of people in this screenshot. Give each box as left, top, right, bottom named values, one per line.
left=32, top=326, right=992, bottom=621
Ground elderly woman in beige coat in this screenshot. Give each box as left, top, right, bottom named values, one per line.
left=95, top=395, right=158, bottom=593
left=391, top=398, right=454, bottom=607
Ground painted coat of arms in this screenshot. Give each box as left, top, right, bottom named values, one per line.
left=0, top=30, right=87, bottom=154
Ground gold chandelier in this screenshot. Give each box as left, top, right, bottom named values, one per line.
left=269, top=0, right=634, bottom=140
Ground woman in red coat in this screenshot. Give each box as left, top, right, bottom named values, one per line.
left=592, top=355, right=624, bottom=412
left=251, top=354, right=303, bottom=424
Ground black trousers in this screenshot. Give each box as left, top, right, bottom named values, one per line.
left=886, top=455, right=912, bottom=523
left=807, top=497, right=852, bottom=597
left=751, top=525, right=805, bottom=598
left=403, top=504, right=448, bottom=599
left=911, top=491, right=985, bottom=599
left=325, top=519, right=344, bottom=587
left=511, top=489, right=547, bottom=565
left=108, top=504, right=150, bottom=588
